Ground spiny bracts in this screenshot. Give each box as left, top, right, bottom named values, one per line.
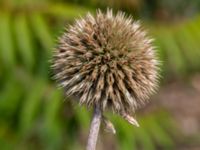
left=52, top=9, right=159, bottom=118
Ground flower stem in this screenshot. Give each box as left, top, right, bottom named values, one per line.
left=86, top=105, right=102, bottom=150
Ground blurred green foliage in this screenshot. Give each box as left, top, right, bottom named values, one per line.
left=0, top=0, right=200, bottom=149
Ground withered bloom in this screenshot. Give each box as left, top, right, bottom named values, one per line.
left=52, top=9, right=159, bottom=124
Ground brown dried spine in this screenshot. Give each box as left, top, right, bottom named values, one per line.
left=52, top=10, right=159, bottom=116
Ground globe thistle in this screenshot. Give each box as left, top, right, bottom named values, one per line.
left=52, top=9, right=159, bottom=150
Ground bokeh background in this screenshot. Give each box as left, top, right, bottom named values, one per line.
left=1, top=0, right=200, bottom=150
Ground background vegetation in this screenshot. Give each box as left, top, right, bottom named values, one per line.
left=0, top=0, right=200, bottom=149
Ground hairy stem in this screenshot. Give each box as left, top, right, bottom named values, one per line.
left=86, top=105, right=102, bottom=150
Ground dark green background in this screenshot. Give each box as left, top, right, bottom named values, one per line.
left=0, top=0, right=200, bottom=149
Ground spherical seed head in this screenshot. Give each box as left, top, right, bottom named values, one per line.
left=52, top=9, right=159, bottom=115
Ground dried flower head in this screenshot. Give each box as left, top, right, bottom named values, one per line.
left=52, top=9, right=159, bottom=120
